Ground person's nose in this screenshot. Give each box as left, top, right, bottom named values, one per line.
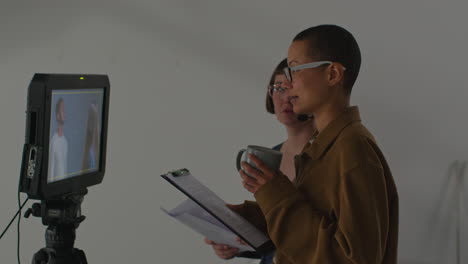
left=283, top=79, right=293, bottom=97
left=280, top=82, right=292, bottom=103
left=283, top=79, right=293, bottom=90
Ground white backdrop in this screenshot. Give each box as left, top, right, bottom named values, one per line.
left=1, top=1, right=467, bottom=263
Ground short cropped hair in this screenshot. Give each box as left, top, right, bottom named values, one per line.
left=293, top=24, right=361, bottom=95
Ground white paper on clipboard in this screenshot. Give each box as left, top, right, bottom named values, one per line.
left=161, top=199, right=254, bottom=252
left=161, top=169, right=272, bottom=252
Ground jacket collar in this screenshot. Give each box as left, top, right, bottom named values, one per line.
left=303, top=106, right=361, bottom=160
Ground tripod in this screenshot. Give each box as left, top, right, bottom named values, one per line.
left=25, top=190, right=88, bottom=264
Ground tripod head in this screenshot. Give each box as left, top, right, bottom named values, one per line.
left=25, top=189, right=87, bottom=226
left=24, top=189, right=89, bottom=264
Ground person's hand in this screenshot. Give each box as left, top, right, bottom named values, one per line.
left=204, top=238, right=239, bottom=259
left=240, top=154, right=277, bottom=194
left=235, top=236, right=248, bottom=246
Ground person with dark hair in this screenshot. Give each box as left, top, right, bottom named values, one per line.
left=204, top=58, right=317, bottom=264
left=48, top=98, right=68, bottom=182
left=239, top=25, right=398, bottom=264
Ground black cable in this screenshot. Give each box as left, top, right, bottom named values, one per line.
left=0, top=197, right=28, bottom=240
left=17, top=191, right=24, bottom=264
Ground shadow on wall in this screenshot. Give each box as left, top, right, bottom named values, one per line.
left=420, top=160, right=467, bottom=264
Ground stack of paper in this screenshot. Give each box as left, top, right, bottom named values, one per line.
left=162, top=199, right=254, bottom=252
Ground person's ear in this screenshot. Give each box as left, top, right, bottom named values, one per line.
left=327, top=63, right=345, bottom=87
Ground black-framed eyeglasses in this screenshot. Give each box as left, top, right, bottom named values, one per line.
left=284, top=61, right=342, bottom=82
left=268, top=82, right=287, bottom=97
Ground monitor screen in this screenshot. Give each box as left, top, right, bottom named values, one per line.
left=48, top=88, right=104, bottom=183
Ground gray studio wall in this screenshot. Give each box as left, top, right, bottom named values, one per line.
left=1, top=1, right=467, bottom=263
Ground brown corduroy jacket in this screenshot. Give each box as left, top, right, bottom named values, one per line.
left=241, top=106, right=398, bottom=264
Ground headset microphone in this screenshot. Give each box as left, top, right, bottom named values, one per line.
left=297, top=114, right=310, bottom=122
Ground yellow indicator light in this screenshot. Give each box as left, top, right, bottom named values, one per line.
left=80, top=77, right=85, bottom=80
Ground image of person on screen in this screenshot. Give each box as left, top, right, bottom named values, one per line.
left=47, top=97, right=68, bottom=182
left=81, top=103, right=100, bottom=172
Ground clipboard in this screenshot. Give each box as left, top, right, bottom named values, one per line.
left=161, top=199, right=255, bottom=252
left=161, top=168, right=274, bottom=254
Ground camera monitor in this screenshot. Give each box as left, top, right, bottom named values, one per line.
left=19, top=74, right=110, bottom=200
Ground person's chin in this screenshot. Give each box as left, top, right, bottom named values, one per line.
left=281, top=119, right=299, bottom=126
left=278, top=114, right=293, bottom=123
left=292, top=105, right=304, bottom=116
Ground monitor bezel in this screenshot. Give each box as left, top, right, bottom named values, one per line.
left=22, top=74, right=110, bottom=200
